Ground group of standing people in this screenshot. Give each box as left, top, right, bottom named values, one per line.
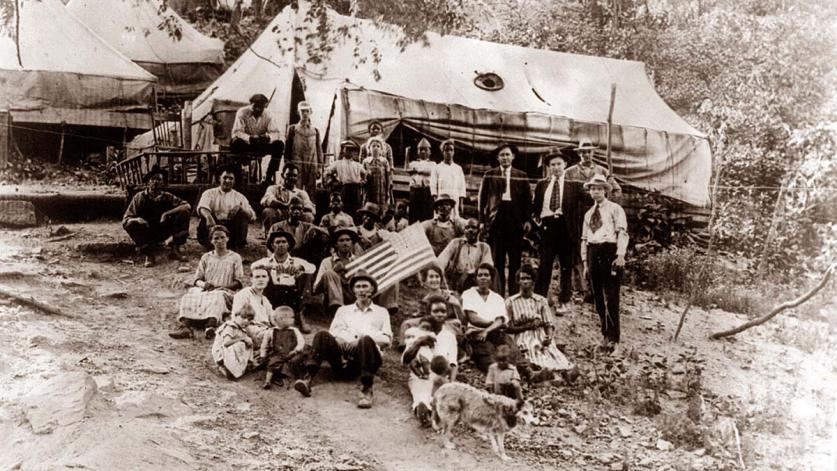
left=120, top=95, right=629, bottom=418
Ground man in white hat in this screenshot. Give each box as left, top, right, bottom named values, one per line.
left=301, top=270, right=392, bottom=408
left=284, top=101, right=323, bottom=197
left=580, top=174, right=628, bottom=353
left=565, top=139, right=621, bottom=301
left=429, top=139, right=467, bottom=218
left=407, top=138, right=436, bottom=222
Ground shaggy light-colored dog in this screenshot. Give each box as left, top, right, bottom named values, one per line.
left=431, top=382, right=535, bottom=461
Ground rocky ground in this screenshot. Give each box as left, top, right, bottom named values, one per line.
left=0, top=220, right=834, bottom=470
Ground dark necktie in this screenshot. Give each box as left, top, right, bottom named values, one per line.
left=590, top=204, right=603, bottom=233
left=549, top=177, right=561, bottom=212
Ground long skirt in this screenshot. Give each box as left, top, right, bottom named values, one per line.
left=513, top=329, right=572, bottom=371
left=178, top=287, right=234, bottom=323
left=211, top=338, right=252, bottom=379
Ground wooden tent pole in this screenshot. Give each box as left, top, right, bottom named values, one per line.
left=606, top=84, right=616, bottom=175
left=57, top=122, right=66, bottom=164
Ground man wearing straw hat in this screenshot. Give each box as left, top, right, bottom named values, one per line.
left=300, top=269, right=392, bottom=408
left=580, top=174, right=628, bottom=353
left=565, top=139, right=622, bottom=301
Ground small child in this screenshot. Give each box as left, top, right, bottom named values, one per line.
left=485, top=344, right=523, bottom=400
left=385, top=200, right=409, bottom=232
left=212, top=305, right=255, bottom=380
left=403, top=317, right=437, bottom=378
left=262, top=306, right=309, bottom=396
left=320, top=192, right=355, bottom=233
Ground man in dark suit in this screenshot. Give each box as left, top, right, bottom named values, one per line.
left=478, top=144, right=532, bottom=296
left=532, top=148, right=576, bottom=305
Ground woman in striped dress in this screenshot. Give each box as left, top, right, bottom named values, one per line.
left=505, top=265, right=573, bottom=373
left=362, top=136, right=392, bottom=214
left=171, top=225, right=245, bottom=339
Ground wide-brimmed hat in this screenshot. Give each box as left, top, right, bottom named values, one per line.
left=545, top=147, right=569, bottom=163
left=583, top=174, right=612, bottom=191
left=576, top=139, right=597, bottom=151
left=356, top=202, right=381, bottom=220
left=142, top=165, right=167, bottom=183
left=331, top=226, right=359, bottom=245
left=266, top=230, right=296, bottom=251
left=433, top=194, right=456, bottom=209
left=349, top=269, right=378, bottom=295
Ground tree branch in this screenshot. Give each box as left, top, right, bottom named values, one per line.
left=709, top=264, right=834, bottom=340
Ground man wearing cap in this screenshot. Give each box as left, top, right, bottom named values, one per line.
left=253, top=230, right=317, bottom=333
left=230, top=94, right=284, bottom=185
left=197, top=166, right=257, bottom=250
left=284, top=101, right=323, bottom=198
left=422, top=193, right=466, bottom=256
left=122, top=165, right=191, bottom=267
left=313, top=226, right=360, bottom=317
left=301, top=270, right=392, bottom=408
left=565, top=139, right=622, bottom=301
left=407, top=138, right=436, bottom=222
left=325, top=140, right=366, bottom=216
left=532, top=148, right=576, bottom=305
left=436, top=217, right=493, bottom=292
left=580, top=174, right=628, bottom=352
left=268, top=196, right=329, bottom=265
left=429, top=139, right=467, bottom=218
left=260, top=163, right=316, bottom=235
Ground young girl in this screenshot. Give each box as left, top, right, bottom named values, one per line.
left=362, top=136, right=392, bottom=213
left=172, top=225, right=244, bottom=339
left=212, top=304, right=255, bottom=379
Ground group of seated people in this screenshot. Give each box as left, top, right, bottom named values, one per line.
left=122, top=131, right=626, bottom=422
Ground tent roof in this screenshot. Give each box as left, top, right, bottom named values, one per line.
left=0, top=0, right=155, bottom=128
left=66, top=0, right=225, bottom=66
left=194, top=4, right=702, bottom=138
left=0, top=0, right=155, bottom=80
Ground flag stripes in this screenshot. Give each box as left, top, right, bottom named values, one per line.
left=344, top=223, right=437, bottom=292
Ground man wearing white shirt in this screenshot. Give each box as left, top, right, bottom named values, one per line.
left=429, top=139, right=467, bottom=218
left=252, top=230, right=317, bottom=333
left=230, top=94, right=284, bottom=185
left=532, top=149, right=575, bottom=304
left=302, top=270, right=392, bottom=408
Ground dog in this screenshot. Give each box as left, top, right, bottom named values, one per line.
left=431, top=382, right=536, bottom=461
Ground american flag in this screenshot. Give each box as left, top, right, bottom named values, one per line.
left=345, top=223, right=437, bottom=292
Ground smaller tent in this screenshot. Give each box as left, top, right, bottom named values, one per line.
left=0, top=0, right=156, bottom=129
left=67, top=0, right=225, bottom=96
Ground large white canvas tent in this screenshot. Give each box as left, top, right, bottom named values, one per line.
left=66, top=0, right=225, bottom=96
left=192, top=3, right=711, bottom=206
left=0, top=0, right=156, bottom=129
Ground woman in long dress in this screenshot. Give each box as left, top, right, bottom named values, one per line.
left=171, top=225, right=245, bottom=339
left=362, top=136, right=392, bottom=214
left=505, top=265, right=573, bottom=373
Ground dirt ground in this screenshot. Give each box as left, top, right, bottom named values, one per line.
left=0, top=220, right=835, bottom=470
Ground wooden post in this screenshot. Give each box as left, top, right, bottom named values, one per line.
left=182, top=100, right=192, bottom=150
left=606, top=83, right=616, bottom=175
left=57, top=121, right=67, bottom=164
left=0, top=111, right=10, bottom=166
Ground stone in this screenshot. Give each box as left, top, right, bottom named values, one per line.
left=0, top=200, right=37, bottom=227
left=20, top=372, right=98, bottom=434
left=573, top=424, right=588, bottom=434
left=242, top=431, right=260, bottom=439
left=656, top=439, right=674, bottom=451
left=618, top=425, right=633, bottom=438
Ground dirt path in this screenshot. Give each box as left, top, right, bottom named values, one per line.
left=1, top=222, right=834, bottom=470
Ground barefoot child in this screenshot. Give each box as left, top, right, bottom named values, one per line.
left=212, top=304, right=255, bottom=379
left=485, top=344, right=523, bottom=400
left=262, top=306, right=309, bottom=396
